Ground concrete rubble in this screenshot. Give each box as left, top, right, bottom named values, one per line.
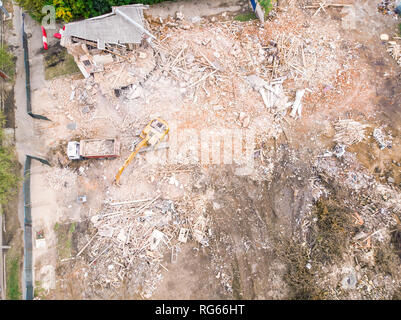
left=334, top=119, right=369, bottom=146
left=28, top=1, right=401, bottom=300
left=74, top=194, right=210, bottom=298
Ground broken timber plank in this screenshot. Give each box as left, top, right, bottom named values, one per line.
left=76, top=231, right=98, bottom=257
left=304, top=4, right=352, bottom=9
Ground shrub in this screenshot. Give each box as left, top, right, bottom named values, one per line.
left=310, top=199, right=351, bottom=263
left=0, top=113, right=20, bottom=205
left=259, top=0, right=276, bottom=16
left=0, top=46, right=15, bottom=80
left=15, top=0, right=176, bottom=22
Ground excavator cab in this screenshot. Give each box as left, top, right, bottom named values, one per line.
left=141, top=118, right=169, bottom=146
left=115, top=118, right=169, bottom=184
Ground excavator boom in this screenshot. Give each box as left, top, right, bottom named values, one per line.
left=115, top=138, right=147, bottom=184
left=115, top=118, right=169, bottom=184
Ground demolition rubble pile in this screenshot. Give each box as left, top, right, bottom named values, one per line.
left=373, top=127, right=392, bottom=149
left=77, top=195, right=210, bottom=298
left=387, top=39, right=401, bottom=66
left=84, top=139, right=115, bottom=156
left=377, top=0, right=397, bottom=15
left=334, top=119, right=369, bottom=146
left=314, top=151, right=401, bottom=230
left=45, top=167, right=77, bottom=191
left=47, top=12, right=352, bottom=144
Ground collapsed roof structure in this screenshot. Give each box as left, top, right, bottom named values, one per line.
left=61, top=4, right=155, bottom=78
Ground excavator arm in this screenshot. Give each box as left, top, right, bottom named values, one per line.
left=115, top=118, right=169, bottom=184
left=115, top=138, right=147, bottom=184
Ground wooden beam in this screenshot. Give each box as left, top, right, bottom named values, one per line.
left=0, top=69, right=10, bottom=81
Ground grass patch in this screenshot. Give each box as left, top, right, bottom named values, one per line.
left=259, top=0, right=277, bottom=16
left=278, top=198, right=352, bottom=299
left=391, top=228, right=401, bottom=259
left=281, top=240, right=324, bottom=300
left=0, top=111, right=20, bottom=205
left=375, top=245, right=400, bottom=276
left=374, top=226, right=401, bottom=277
left=393, top=287, right=401, bottom=300
left=310, top=199, right=351, bottom=263
left=398, top=23, right=401, bottom=36
left=234, top=12, right=257, bottom=22
left=231, top=257, right=241, bottom=299
left=6, top=254, right=21, bottom=300
left=44, top=43, right=80, bottom=80
left=34, top=281, right=47, bottom=299
left=55, top=222, right=77, bottom=260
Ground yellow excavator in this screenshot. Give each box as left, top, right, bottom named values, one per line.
left=115, top=118, right=169, bottom=184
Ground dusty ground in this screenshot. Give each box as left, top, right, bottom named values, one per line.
left=15, top=0, right=401, bottom=300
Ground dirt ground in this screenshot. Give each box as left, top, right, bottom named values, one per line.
left=14, top=0, right=401, bottom=300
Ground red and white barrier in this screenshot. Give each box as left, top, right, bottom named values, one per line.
left=54, top=26, right=65, bottom=40
left=41, top=26, right=48, bottom=50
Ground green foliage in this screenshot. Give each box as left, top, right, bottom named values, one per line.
left=6, top=256, right=21, bottom=300
left=0, top=45, right=15, bottom=81
left=259, top=0, right=276, bottom=16
left=15, top=0, right=174, bottom=22
left=0, top=113, right=20, bottom=206
left=34, top=281, right=47, bottom=299
left=0, top=146, right=19, bottom=205
left=55, top=222, right=77, bottom=259
left=234, top=12, right=257, bottom=22
left=44, top=43, right=80, bottom=80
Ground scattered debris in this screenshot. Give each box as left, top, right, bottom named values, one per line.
left=77, top=195, right=87, bottom=204
left=341, top=272, right=357, bottom=290
left=192, top=215, right=209, bottom=246
left=387, top=40, right=401, bottom=66
left=32, top=1, right=401, bottom=301
left=290, top=89, right=305, bottom=118
left=178, top=228, right=189, bottom=243
left=76, top=194, right=210, bottom=298
left=373, top=127, right=392, bottom=149
left=380, top=33, right=390, bottom=41
left=334, top=119, right=368, bottom=146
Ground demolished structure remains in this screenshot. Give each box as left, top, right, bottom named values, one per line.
left=61, top=4, right=154, bottom=78
left=14, top=0, right=401, bottom=301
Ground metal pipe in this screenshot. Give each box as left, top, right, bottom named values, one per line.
left=115, top=8, right=156, bottom=40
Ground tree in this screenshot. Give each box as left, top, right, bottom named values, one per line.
left=15, top=0, right=174, bottom=22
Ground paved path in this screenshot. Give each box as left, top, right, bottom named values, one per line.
left=12, top=4, right=52, bottom=299
left=0, top=213, right=4, bottom=300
